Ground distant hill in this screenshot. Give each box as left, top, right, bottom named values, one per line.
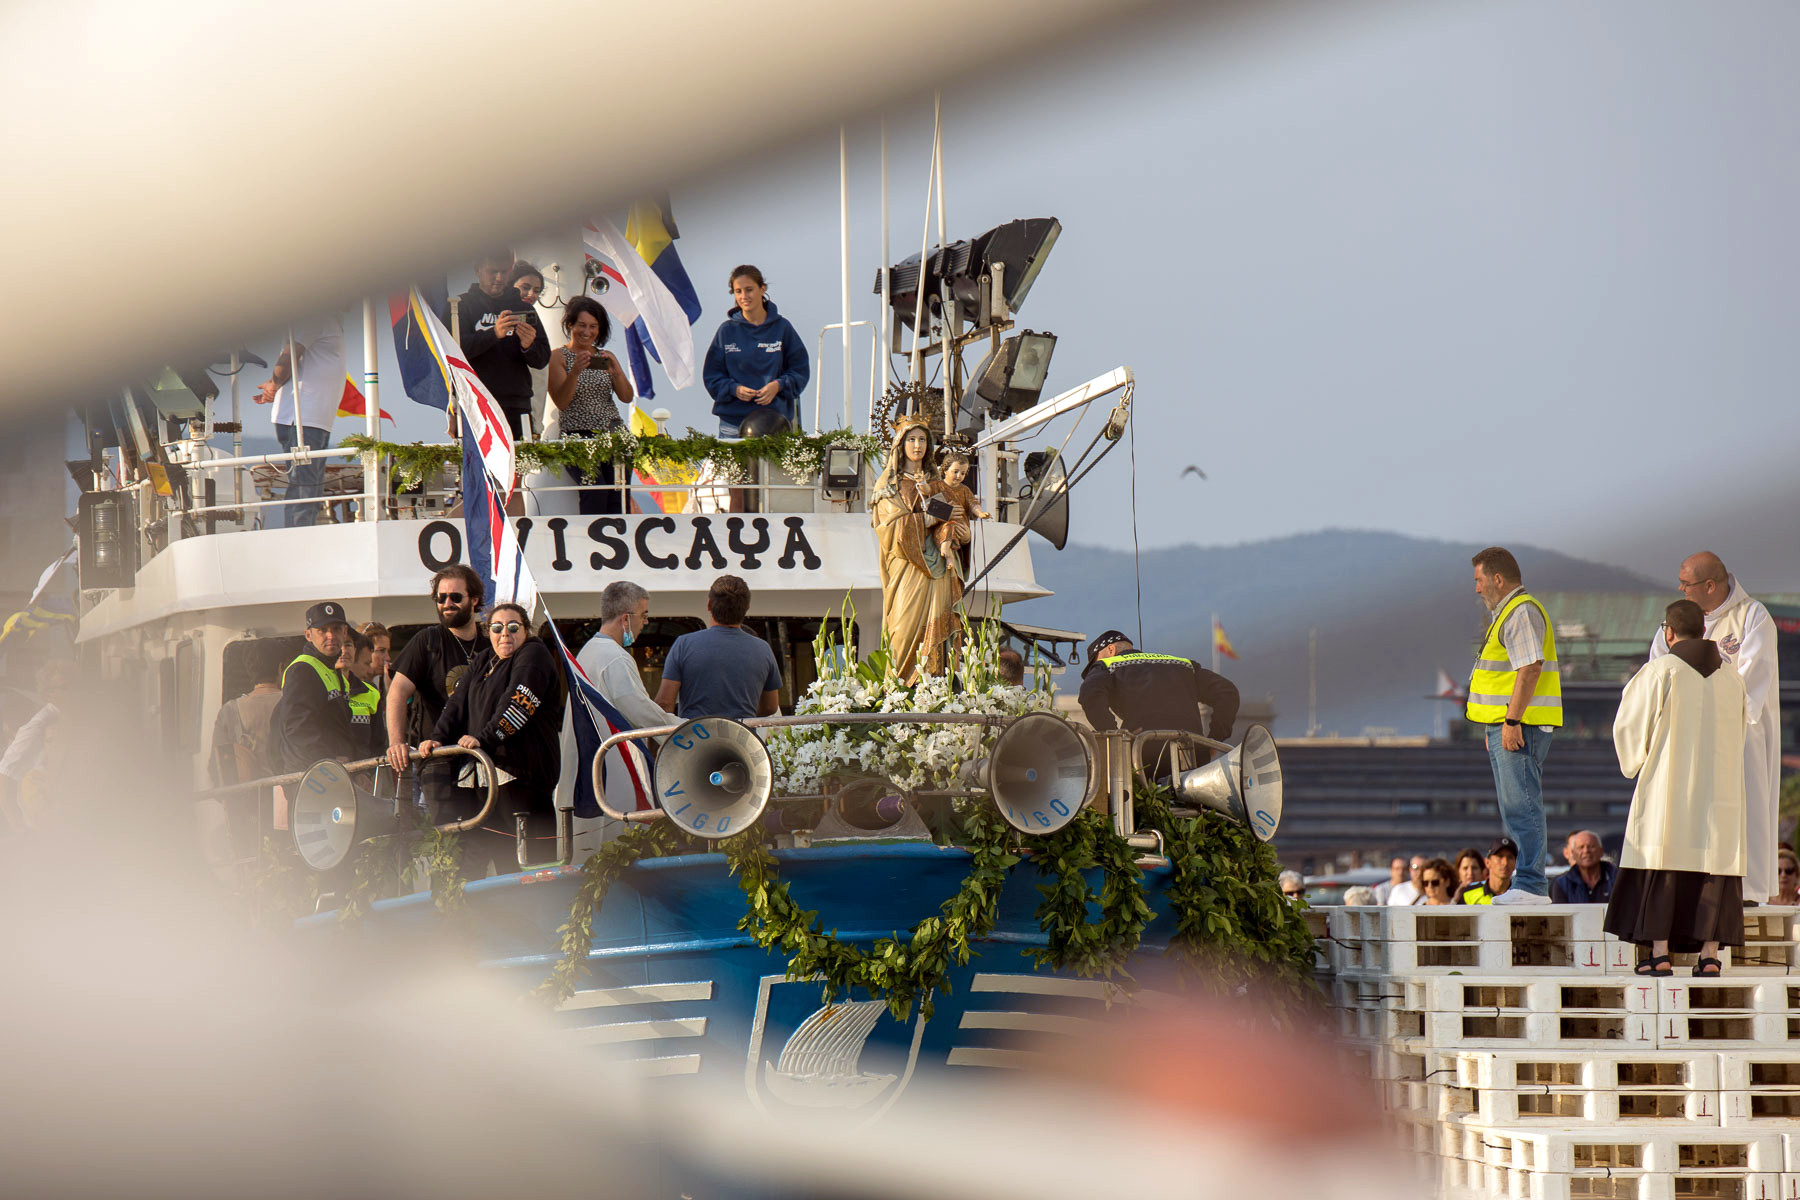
left=1011, top=529, right=1661, bottom=736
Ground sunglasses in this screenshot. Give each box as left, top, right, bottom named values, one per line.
left=488, top=621, right=525, bottom=634
left=1422, top=877, right=1446, bottom=887
left=436, top=592, right=467, bottom=604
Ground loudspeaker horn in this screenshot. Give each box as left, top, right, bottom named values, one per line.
left=1173, top=724, right=1283, bottom=842
left=290, top=760, right=402, bottom=871
left=986, top=711, right=1095, bottom=835
left=1019, top=450, right=1069, bottom=551
left=653, top=717, right=773, bottom=839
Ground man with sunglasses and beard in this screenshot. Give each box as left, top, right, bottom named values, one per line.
left=386, top=566, right=486, bottom=816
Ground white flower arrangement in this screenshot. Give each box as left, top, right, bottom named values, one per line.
left=765, top=606, right=1053, bottom=797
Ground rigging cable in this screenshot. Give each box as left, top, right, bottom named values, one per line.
left=1128, top=395, right=1142, bottom=645
left=960, top=410, right=1120, bottom=595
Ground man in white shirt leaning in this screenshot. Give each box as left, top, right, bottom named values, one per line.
left=572, top=581, right=675, bottom=820
left=255, top=314, right=345, bottom=528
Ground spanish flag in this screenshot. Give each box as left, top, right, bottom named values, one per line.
left=1213, top=618, right=1240, bottom=661
left=337, top=375, right=394, bottom=423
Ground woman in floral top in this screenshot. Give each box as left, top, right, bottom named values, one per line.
left=547, top=296, right=633, bottom=514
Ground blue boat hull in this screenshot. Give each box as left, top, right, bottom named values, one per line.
left=315, top=843, right=1179, bottom=1115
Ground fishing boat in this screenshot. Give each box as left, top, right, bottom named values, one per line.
left=68, top=142, right=1301, bottom=1121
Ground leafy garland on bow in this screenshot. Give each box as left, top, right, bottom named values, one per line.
left=1135, top=786, right=1322, bottom=1021
left=532, top=821, right=693, bottom=1005
left=343, top=429, right=888, bottom=492
left=245, top=815, right=468, bottom=928
left=531, top=801, right=1157, bottom=1021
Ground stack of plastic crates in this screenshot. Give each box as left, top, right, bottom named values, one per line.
left=1322, top=903, right=1800, bottom=1199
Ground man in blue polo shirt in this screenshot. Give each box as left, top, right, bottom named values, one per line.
left=655, top=575, right=782, bottom=722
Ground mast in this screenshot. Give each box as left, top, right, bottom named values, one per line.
left=839, top=127, right=852, bottom=432
left=361, top=297, right=381, bottom=522
left=879, top=116, right=890, bottom=428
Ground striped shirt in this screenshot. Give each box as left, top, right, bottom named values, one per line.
left=1489, top=586, right=1547, bottom=669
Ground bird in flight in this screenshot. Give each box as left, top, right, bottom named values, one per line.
left=1181, top=465, right=1207, bottom=480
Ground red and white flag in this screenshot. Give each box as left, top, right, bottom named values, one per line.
left=1435, top=669, right=1464, bottom=700
left=417, top=293, right=516, bottom=500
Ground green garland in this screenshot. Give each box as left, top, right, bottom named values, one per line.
left=532, top=821, right=693, bottom=1006
left=1023, top=807, right=1154, bottom=984
left=343, top=428, right=888, bottom=492
left=726, top=804, right=1024, bottom=1022
left=1135, top=788, right=1322, bottom=1020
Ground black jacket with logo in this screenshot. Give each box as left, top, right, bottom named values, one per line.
left=1077, top=650, right=1240, bottom=756
left=457, top=283, right=551, bottom=413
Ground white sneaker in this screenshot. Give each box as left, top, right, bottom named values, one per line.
left=1493, top=890, right=1551, bottom=906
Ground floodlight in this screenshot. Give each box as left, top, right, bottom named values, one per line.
left=875, top=216, right=1061, bottom=330
left=966, top=330, right=1058, bottom=417
left=142, top=365, right=218, bottom=419
left=822, top=446, right=862, bottom=491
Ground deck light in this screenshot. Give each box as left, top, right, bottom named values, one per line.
left=822, top=445, right=862, bottom=492
left=78, top=490, right=138, bottom=590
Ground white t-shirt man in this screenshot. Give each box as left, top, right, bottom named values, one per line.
left=270, top=315, right=347, bottom=432
left=557, top=630, right=675, bottom=829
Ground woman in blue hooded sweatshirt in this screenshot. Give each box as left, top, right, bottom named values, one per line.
left=702, top=265, right=810, bottom=436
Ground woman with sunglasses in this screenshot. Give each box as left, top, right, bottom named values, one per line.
left=417, top=603, right=566, bottom=878
left=1418, top=858, right=1458, bottom=906
left=1778, top=848, right=1799, bottom=907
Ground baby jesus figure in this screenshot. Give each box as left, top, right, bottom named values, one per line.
left=928, top=453, right=991, bottom=571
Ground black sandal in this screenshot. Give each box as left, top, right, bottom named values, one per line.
left=1692, top=957, right=1722, bottom=977
left=1635, top=955, right=1673, bottom=977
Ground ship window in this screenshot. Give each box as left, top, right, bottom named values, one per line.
left=222, top=636, right=305, bottom=703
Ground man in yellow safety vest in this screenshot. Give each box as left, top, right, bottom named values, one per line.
left=1466, top=547, right=1561, bottom=904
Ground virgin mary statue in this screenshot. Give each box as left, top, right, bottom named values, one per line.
left=870, top=415, right=961, bottom=681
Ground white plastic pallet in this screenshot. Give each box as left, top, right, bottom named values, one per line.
left=1444, top=1126, right=1785, bottom=1174
left=1451, top=1050, right=1720, bottom=1094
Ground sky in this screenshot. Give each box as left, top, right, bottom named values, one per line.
left=232, top=0, right=1800, bottom=589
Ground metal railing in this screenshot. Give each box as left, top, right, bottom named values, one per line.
left=129, top=441, right=867, bottom=550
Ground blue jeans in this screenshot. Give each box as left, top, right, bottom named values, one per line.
left=1485, top=723, right=1553, bottom=895
left=276, top=424, right=330, bottom=527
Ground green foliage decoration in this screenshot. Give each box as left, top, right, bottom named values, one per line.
left=724, top=803, right=1023, bottom=1022
left=532, top=820, right=693, bottom=1007
left=343, top=429, right=889, bottom=493
left=1022, top=806, right=1153, bottom=984
left=1134, top=786, right=1322, bottom=1021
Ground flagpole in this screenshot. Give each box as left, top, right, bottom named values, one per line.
left=361, top=297, right=381, bottom=523
left=1308, top=626, right=1319, bottom=737
left=229, top=348, right=243, bottom=506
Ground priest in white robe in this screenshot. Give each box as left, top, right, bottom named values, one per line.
left=1650, top=552, right=1781, bottom=902
left=1609, top=599, right=1747, bottom=977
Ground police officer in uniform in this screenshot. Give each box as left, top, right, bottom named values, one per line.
left=1077, top=629, right=1240, bottom=776
left=268, top=601, right=360, bottom=773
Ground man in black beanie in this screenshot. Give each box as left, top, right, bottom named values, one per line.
left=1077, top=630, right=1240, bottom=776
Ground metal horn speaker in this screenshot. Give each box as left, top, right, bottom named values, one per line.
left=1173, top=724, right=1283, bottom=842
left=290, top=759, right=401, bottom=871
left=986, top=711, right=1095, bottom=835
left=653, top=717, right=773, bottom=839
